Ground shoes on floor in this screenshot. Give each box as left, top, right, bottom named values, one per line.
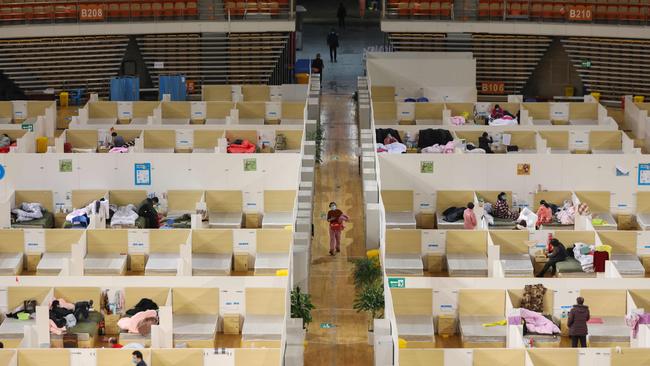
left=329, top=250, right=335, bottom=256
left=336, top=247, right=340, bottom=252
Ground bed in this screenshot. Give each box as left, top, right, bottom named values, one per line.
left=254, top=252, right=289, bottom=275
left=447, top=253, right=488, bottom=277
left=11, top=212, right=54, bottom=229
left=36, top=252, right=70, bottom=275
left=145, top=253, right=179, bottom=276
left=84, top=253, right=127, bottom=276
left=381, top=190, right=417, bottom=229
left=173, top=314, right=218, bottom=346
left=587, top=316, right=630, bottom=346
left=611, top=254, right=645, bottom=277
left=0, top=317, right=33, bottom=344
left=208, top=212, right=243, bottom=228
left=385, top=254, right=424, bottom=276
left=87, top=117, right=117, bottom=125
left=436, top=191, right=476, bottom=230
left=242, top=314, right=284, bottom=342
left=489, top=217, right=517, bottom=228
left=396, top=315, right=434, bottom=342
left=51, top=311, right=103, bottom=348
left=459, top=315, right=507, bottom=347
left=556, top=257, right=596, bottom=278
left=500, top=253, right=534, bottom=277
left=590, top=212, right=618, bottom=230
left=206, top=190, right=244, bottom=229
left=261, top=212, right=293, bottom=229
left=162, top=118, right=189, bottom=125
left=386, top=212, right=417, bottom=229
left=254, top=229, right=291, bottom=275
left=192, top=253, right=232, bottom=276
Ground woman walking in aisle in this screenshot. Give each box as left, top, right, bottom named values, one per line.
left=327, top=201, right=349, bottom=256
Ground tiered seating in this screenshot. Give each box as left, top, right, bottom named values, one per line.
left=385, top=0, right=453, bottom=19
left=0, top=36, right=129, bottom=97
left=387, top=33, right=552, bottom=96
left=223, top=0, right=291, bottom=18
left=561, top=37, right=650, bottom=102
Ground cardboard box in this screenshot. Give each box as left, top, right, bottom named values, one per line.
left=426, top=254, right=445, bottom=273
left=437, top=315, right=456, bottom=336
left=130, top=254, right=146, bottom=272
left=234, top=252, right=249, bottom=272
left=534, top=256, right=548, bottom=263
left=26, top=253, right=41, bottom=272
left=417, top=213, right=435, bottom=229
left=223, top=313, right=241, bottom=334
left=104, top=314, right=121, bottom=335
left=245, top=213, right=260, bottom=229
left=54, top=212, right=68, bottom=228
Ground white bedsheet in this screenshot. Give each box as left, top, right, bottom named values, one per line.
left=395, top=315, right=434, bottom=341
left=0, top=317, right=33, bottom=338
left=385, top=254, right=423, bottom=276
left=242, top=314, right=284, bottom=341
left=173, top=314, right=218, bottom=339
left=205, top=118, right=227, bottom=125
left=192, top=253, right=232, bottom=276
left=84, top=253, right=127, bottom=275
left=87, top=117, right=117, bottom=125
left=385, top=211, right=416, bottom=229
left=239, top=118, right=264, bottom=125
left=208, top=212, right=243, bottom=228
left=254, top=252, right=289, bottom=275
left=37, top=252, right=69, bottom=275
left=262, top=212, right=293, bottom=228
left=0, top=253, right=22, bottom=276
left=145, top=253, right=179, bottom=275
left=161, top=118, right=189, bottom=125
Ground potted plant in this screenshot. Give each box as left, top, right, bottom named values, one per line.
left=290, top=286, right=315, bottom=331
left=352, top=257, right=382, bottom=290
left=353, top=281, right=385, bottom=344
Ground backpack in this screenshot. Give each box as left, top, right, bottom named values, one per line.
left=275, top=133, right=287, bottom=151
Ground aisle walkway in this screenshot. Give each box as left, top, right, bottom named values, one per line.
left=303, top=94, right=372, bottom=365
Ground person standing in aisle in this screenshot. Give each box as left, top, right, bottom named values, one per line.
left=337, top=3, right=347, bottom=29
left=311, top=53, right=324, bottom=80
left=463, top=202, right=477, bottom=229
left=132, top=351, right=148, bottom=366
left=327, top=202, right=348, bottom=256
left=327, top=29, right=339, bottom=63
left=568, top=297, right=590, bottom=348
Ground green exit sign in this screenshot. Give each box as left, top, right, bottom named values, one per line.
left=388, top=277, right=405, bottom=288
left=21, top=123, right=33, bottom=132
left=581, top=59, right=592, bottom=68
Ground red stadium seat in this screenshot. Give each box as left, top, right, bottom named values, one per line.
left=119, top=2, right=130, bottom=17
left=440, top=0, right=450, bottom=17
left=478, top=0, right=489, bottom=17
left=185, top=0, right=197, bottom=16
left=174, top=1, right=185, bottom=16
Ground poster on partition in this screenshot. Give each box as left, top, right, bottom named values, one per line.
left=134, top=163, right=151, bottom=186
left=639, top=164, right=650, bottom=186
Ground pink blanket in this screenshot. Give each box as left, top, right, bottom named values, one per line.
left=49, top=298, right=75, bottom=310
left=117, top=309, right=158, bottom=334
left=520, top=308, right=560, bottom=335
left=49, top=319, right=66, bottom=335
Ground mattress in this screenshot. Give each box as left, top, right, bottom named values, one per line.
left=447, top=253, right=487, bottom=277
left=208, top=212, right=243, bottom=228
left=0, top=317, right=33, bottom=338
left=490, top=217, right=516, bottom=227
left=588, top=317, right=630, bottom=344
left=550, top=149, right=570, bottom=154
left=500, top=253, right=534, bottom=277
left=239, top=118, right=264, bottom=125
left=161, top=118, right=189, bottom=125
left=280, top=118, right=304, bottom=125
left=131, top=117, right=149, bottom=125
left=539, top=221, right=573, bottom=230
left=145, top=253, right=179, bottom=276
left=254, top=252, right=289, bottom=275
left=0, top=253, right=22, bottom=276
left=395, top=315, right=434, bottom=342
left=0, top=118, right=11, bottom=124
left=416, top=119, right=442, bottom=125
left=459, top=315, right=507, bottom=343
left=205, top=118, right=227, bottom=125
left=556, top=258, right=596, bottom=278
left=611, top=254, right=645, bottom=277
left=385, top=211, right=416, bottom=229
left=84, top=253, right=127, bottom=275
left=638, top=213, right=650, bottom=230
left=591, top=212, right=617, bottom=230
left=87, top=117, right=117, bottom=125
left=12, top=212, right=54, bottom=228
left=37, top=252, right=69, bottom=275
left=242, top=314, right=284, bottom=341
left=569, top=119, right=597, bottom=126
left=262, top=212, right=293, bottom=228
left=522, top=333, right=560, bottom=346
left=592, top=149, right=623, bottom=154
left=52, top=311, right=102, bottom=340
left=192, top=253, right=232, bottom=276
left=436, top=216, right=465, bottom=230
left=119, top=330, right=147, bottom=344
left=532, top=119, right=552, bottom=126
left=173, top=314, right=218, bottom=340
left=385, top=254, right=423, bottom=276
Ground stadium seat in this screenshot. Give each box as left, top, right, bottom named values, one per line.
left=478, top=0, right=489, bottom=17
left=530, top=1, right=543, bottom=18
left=224, top=1, right=236, bottom=16
left=54, top=4, right=77, bottom=21
left=429, top=0, right=440, bottom=16
left=440, top=0, right=450, bottom=17
left=163, top=1, right=174, bottom=17
left=119, top=2, right=130, bottom=18
left=185, top=0, right=197, bottom=16
left=174, top=1, right=185, bottom=17
left=108, top=3, right=120, bottom=19
left=397, top=2, right=409, bottom=16
left=152, top=1, right=163, bottom=17
left=141, top=1, right=153, bottom=17
left=489, top=0, right=502, bottom=17
left=131, top=2, right=141, bottom=18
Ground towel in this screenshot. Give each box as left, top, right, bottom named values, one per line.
left=482, top=319, right=507, bottom=327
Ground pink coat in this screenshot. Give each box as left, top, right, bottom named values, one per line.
left=520, top=308, right=560, bottom=334
left=117, top=309, right=158, bottom=334
left=463, top=208, right=477, bottom=229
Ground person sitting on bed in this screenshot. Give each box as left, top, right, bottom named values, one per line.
left=138, top=197, right=159, bottom=229
left=111, top=132, right=127, bottom=148
left=536, top=200, right=553, bottom=229
left=493, top=192, right=519, bottom=220
left=491, top=104, right=515, bottom=120
left=132, top=350, right=147, bottom=366
left=478, top=132, right=493, bottom=154
left=536, top=238, right=568, bottom=277
left=463, top=202, right=477, bottom=230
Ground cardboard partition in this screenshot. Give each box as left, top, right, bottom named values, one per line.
left=275, top=130, right=303, bottom=150
left=398, top=349, right=444, bottom=366
left=436, top=190, right=475, bottom=213
left=553, top=230, right=595, bottom=246
left=506, top=131, right=536, bottom=149
left=226, top=129, right=258, bottom=144
left=611, top=348, right=650, bottom=366
left=53, top=287, right=101, bottom=308
left=370, top=86, right=396, bottom=102
left=538, top=131, right=569, bottom=149
left=86, top=229, right=128, bottom=254
left=124, top=287, right=170, bottom=310
left=0, top=102, right=12, bottom=118
left=508, top=288, right=553, bottom=315
left=132, top=101, right=159, bottom=118
left=458, top=289, right=504, bottom=316
left=527, top=349, right=578, bottom=366
left=381, top=190, right=413, bottom=212
left=193, top=129, right=223, bottom=149
left=569, top=102, right=598, bottom=120
left=143, top=130, right=175, bottom=149
left=522, top=102, right=550, bottom=119
left=0, top=230, right=24, bottom=253
left=0, top=350, right=15, bottom=365
left=475, top=191, right=512, bottom=206
left=97, top=348, right=152, bottom=366
left=473, top=349, right=525, bottom=366
left=167, top=190, right=203, bottom=213
left=257, top=229, right=292, bottom=253
left=26, top=101, right=52, bottom=118
left=533, top=191, right=572, bottom=210
left=245, top=287, right=285, bottom=316
left=589, top=130, right=622, bottom=150
left=637, top=192, right=650, bottom=213
left=235, top=348, right=282, bottom=366
left=575, top=191, right=610, bottom=213
left=18, top=349, right=70, bottom=366
left=206, top=190, right=243, bottom=212
left=172, top=287, right=219, bottom=315
left=391, top=288, right=433, bottom=316
left=14, top=190, right=54, bottom=212
left=191, top=229, right=233, bottom=254
left=385, top=229, right=421, bottom=255
left=161, top=102, right=191, bottom=119
left=89, top=102, right=118, bottom=118
left=149, top=229, right=190, bottom=253
left=0, top=130, right=26, bottom=141
left=45, top=229, right=84, bottom=253
left=629, top=290, right=650, bottom=311
left=242, top=85, right=270, bottom=101
left=281, top=102, right=305, bottom=120
left=489, top=230, right=529, bottom=255
left=203, top=85, right=233, bottom=101
left=206, top=101, right=234, bottom=118
left=71, top=189, right=107, bottom=209
left=113, top=129, right=142, bottom=142
left=445, top=103, right=475, bottom=120
left=109, top=190, right=147, bottom=207
left=372, top=102, right=397, bottom=122
left=264, top=190, right=296, bottom=212
left=151, top=349, right=203, bottom=366
left=454, top=131, right=483, bottom=145
left=580, top=289, right=627, bottom=316
left=66, top=129, right=98, bottom=149
left=446, top=230, right=487, bottom=255
left=8, top=287, right=50, bottom=310
left=237, top=102, right=266, bottom=119
left=414, top=103, right=444, bottom=120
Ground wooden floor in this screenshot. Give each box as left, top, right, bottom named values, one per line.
left=304, top=94, right=373, bottom=365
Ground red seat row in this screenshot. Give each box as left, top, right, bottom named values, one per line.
left=479, top=0, right=649, bottom=22
left=224, top=0, right=288, bottom=16
left=386, top=0, right=453, bottom=18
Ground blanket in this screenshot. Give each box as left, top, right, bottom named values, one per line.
left=110, top=204, right=139, bottom=227
left=573, top=242, right=594, bottom=272
left=376, top=142, right=406, bottom=154
left=118, top=309, right=158, bottom=334
left=520, top=308, right=560, bottom=335
left=489, top=117, right=518, bottom=126
left=556, top=201, right=576, bottom=225
left=421, top=141, right=455, bottom=154
left=12, top=203, right=44, bottom=222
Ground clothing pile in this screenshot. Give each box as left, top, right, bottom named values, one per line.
left=117, top=298, right=160, bottom=336
left=417, top=129, right=453, bottom=150
left=227, top=139, right=256, bottom=153
left=0, top=134, right=15, bottom=153
left=520, top=308, right=560, bottom=335
left=376, top=129, right=403, bottom=144
left=376, top=142, right=406, bottom=154
left=12, top=202, right=44, bottom=222
left=49, top=298, right=94, bottom=335
left=520, top=284, right=547, bottom=313
left=421, top=141, right=455, bottom=154
left=488, top=117, right=518, bottom=126
left=570, top=243, right=611, bottom=273
left=450, top=116, right=466, bottom=125
left=555, top=200, right=576, bottom=225
left=66, top=199, right=110, bottom=228
left=110, top=204, right=139, bottom=228
left=442, top=207, right=465, bottom=223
